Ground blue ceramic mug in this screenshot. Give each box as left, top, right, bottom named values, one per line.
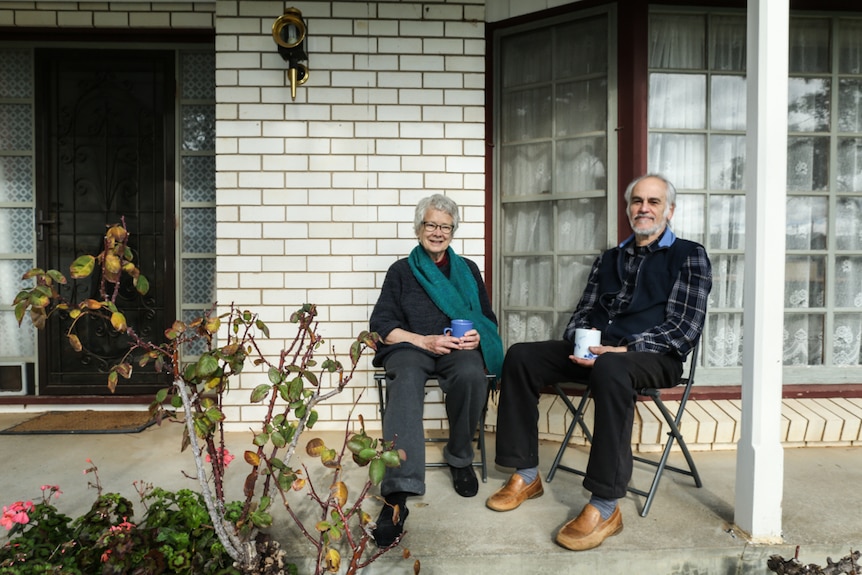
left=444, top=319, right=474, bottom=338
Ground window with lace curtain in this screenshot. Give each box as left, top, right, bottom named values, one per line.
left=649, top=10, right=862, bottom=375
left=494, top=7, right=617, bottom=349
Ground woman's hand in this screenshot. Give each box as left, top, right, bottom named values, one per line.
left=384, top=327, right=481, bottom=355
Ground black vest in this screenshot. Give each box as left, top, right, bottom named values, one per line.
left=589, top=237, right=700, bottom=346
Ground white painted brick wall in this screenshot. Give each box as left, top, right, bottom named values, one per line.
left=216, top=1, right=490, bottom=432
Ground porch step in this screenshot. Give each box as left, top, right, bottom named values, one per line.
left=523, top=396, right=862, bottom=451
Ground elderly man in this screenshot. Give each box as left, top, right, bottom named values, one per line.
left=486, top=174, right=712, bottom=551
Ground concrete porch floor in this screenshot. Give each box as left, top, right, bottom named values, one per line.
left=0, top=412, right=859, bottom=575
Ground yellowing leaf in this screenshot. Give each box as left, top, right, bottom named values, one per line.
left=85, top=299, right=103, bottom=310
left=110, top=311, right=127, bottom=332
left=306, top=437, right=326, bottom=457
left=325, top=549, right=340, bottom=573
left=69, top=255, right=96, bottom=279
left=330, top=482, right=348, bottom=508
left=105, top=253, right=121, bottom=274
left=244, top=450, right=261, bottom=466
left=68, top=334, right=83, bottom=352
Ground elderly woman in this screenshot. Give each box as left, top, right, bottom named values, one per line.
left=369, top=193, right=504, bottom=547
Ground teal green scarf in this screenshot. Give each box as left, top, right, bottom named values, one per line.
left=408, top=245, right=504, bottom=381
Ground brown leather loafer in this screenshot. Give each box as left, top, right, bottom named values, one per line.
left=555, top=504, right=623, bottom=551
left=485, top=474, right=543, bottom=512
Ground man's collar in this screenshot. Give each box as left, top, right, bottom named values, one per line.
left=619, top=227, right=676, bottom=250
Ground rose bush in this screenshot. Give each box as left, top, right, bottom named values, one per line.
left=8, top=221, right=411, bottom=574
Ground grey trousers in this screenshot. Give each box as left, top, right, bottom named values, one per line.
left=379, top=348, right=488, bottom=496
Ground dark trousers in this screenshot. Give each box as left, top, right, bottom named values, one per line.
left=495, top=340, right=682, bottom=499
left=380, top=348, right=488, bottom=497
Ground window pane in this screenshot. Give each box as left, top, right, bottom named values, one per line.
left=500, top=143, right=552, bottom=197
left=501, top=87, right=552, bottom=143
left=709, top=195, right=745, bottom=250
left=673, top=194, right=706, bottom=245
left=787, top=136, right=830, bottom=191
left=649, top=14, right=705, bottom=69
left=504, top=311, right=556, bottom=344
left=503, top=256, right=554, bottom=307
left=838, top=79, right=862, bottom=133
left=0, top=156, right=33, bottom=202
left=710, top=135, right=746, bottom=190
left=786, top=196, right=827, bottom=250
left=558, top=198, right=607, bottom=250
left=836, top=197, right=862, bottom=250
left=835, top=257, right=862, bottom=307
left=788, top=77, right=831, bottom=132
left=0, top=104, right=32, bottom=150
left=785, top=256, right=826, bottom=308
left=784, top=314, right=824, bottom=365
left=710, top=254, right=745, bottom=308
left=0, top=49, right=32, bottom=99
left=556, top=79, right=607, bottom=136
left=837, top=138, right=862, bottom=192
left=557, top=255, right=595, bottom=312
left=789, top=18, right=830, bottom=74
left=649, top=73, right=706, bottom=129
left=833, top=313, right=862, bottom=366
left=648, top=133, right=706, bottom=189
left=181, top=104, right=215, bottom=151
left=837, top=19, right=862, bottom=74
left=501, top=29, right=552, bottom=88
left=705, top=312, right=743, bottom=367
left=710, top=15, right=746, bottom=71
left=502, top=202, right=553, bottom=253
left=554, top=15, right=607, bottom=77
left=710, top=75, right=746, bottom=130
left=555, top=137, right=607, bottom=194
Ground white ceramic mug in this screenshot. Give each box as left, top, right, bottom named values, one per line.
left=573, top=328, right=601, bottom=359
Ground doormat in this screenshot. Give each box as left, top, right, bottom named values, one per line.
left=0, top=410, right=155, bottom=435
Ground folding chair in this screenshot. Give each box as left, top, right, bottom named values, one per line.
left=374, top=372, right=496, bottom=482
left=545, top=342, right=703, bottom=517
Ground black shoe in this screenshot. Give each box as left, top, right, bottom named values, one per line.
left=450, top=464, right=479, bottom=497
left=372, top=501, right=409, bottom=548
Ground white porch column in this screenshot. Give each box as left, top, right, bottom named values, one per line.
left=735, top=0, right=788, bottom=541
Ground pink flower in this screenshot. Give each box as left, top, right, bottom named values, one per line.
left=1, top=501, right=34, bottom=530
left=205, top=448, right=235, bottom=468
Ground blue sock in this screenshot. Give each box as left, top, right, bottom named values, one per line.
left=515, top=467, right=538, bottom=484
left=589, top=494, right=617, bottom=520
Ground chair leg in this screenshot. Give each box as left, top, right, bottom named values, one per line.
left=631, top=394, right=702, bottom=517
left=547, top=385, right=591, bottom=482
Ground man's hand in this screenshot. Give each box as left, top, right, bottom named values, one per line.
left=568, top=344, right=627, bottom=366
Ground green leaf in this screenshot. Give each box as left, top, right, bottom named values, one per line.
left=196, top=354, right=219, bottom=378
left=155, top=387, right=169, bottom=403
left=307, top=410, right=318, bottom=428
left=267, top=367, right=283, bottom=384
left=369, top=458, right=386, bottom=485
left=250, top=384, right=271, bottom=403
left=381, top=450, right=402, bottom=467
left=350, top=340, right=363, bottom=364
left=69, top=255, right=96, bottom=279
left=253, top=432, right=270, bottom=447
left=46, top=269, right=67, bottom=284
left=270, top=430, right=286, bottom=448
left=303, top=370, right=318, bottom=387
left=205, top=406, right=224, bottom=423
left=358, top=448, right=377, bottom=461
left=255, top=318, right=270, bottom=338
left=135, top=274, right=150, bottom=295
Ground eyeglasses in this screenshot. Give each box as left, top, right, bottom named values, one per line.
left=422, top=221, right=454, bottom=234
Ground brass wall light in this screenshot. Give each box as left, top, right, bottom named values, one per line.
left=272, top=7, right=309, bottom=101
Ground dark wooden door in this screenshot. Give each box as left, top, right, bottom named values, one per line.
left=35, top=49, right=176, bottom=395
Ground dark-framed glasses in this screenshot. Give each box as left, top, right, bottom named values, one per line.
left=422, top=221, right=454, bottom=234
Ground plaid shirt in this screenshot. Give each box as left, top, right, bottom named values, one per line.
left=563, top=228, right=712, bottom=360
